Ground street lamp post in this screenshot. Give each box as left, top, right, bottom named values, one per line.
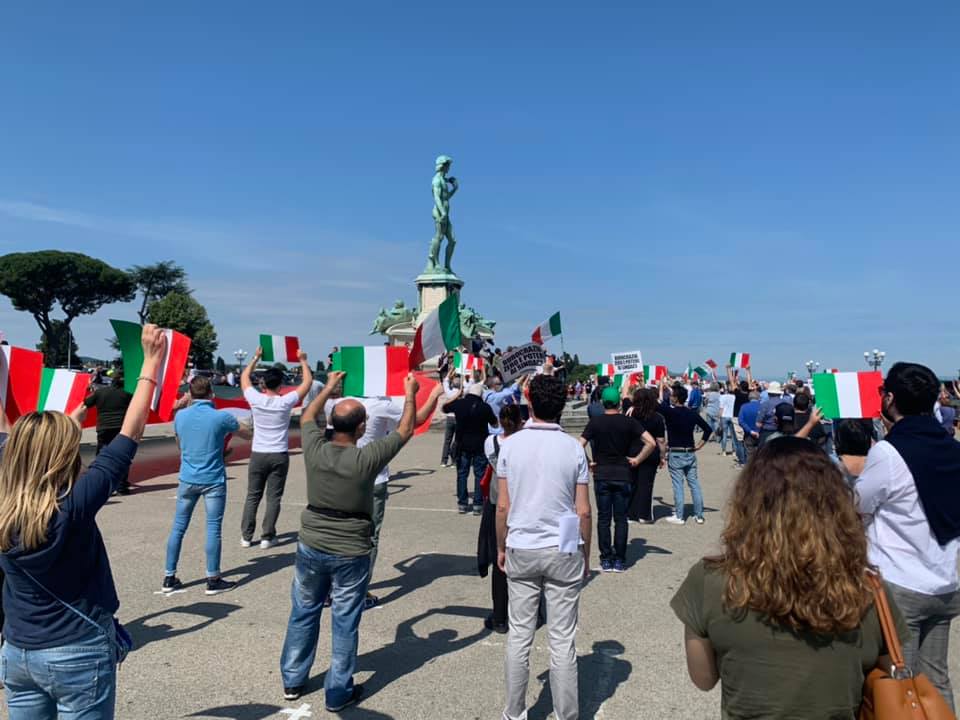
left=864, top=349, right=886, bottom=372
left=805, top=360, right=820, bottom=378
left=233, top=349, right=248, bottom=367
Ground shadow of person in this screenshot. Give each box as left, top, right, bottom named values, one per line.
left=335, top=605, right=489, bottom=702
left=187, top=703, right=282, bottom=719
left=528, top=640, right=633, bottom=719
left=367, top=553, right=476, bottom=606
left=624, top=537, right=671, bottom=569
left=125, top=601, right=240, bottom=651
left=389, top=467, right=435, bottom=481
left=652, top=496, right=718, bottom=520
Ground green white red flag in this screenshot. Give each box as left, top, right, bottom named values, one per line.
left=643, top=365, right=667, bottom=382
left=0, top=344, right=43, bottom=423
left=812, top=371, right=883, bottom=419
left=596, top=363, right=617, bottom=377
left=729, top=352, right=750, bottom=368
left=111, top=319, right=191, bottom=422
left=409, top=295, right=462, bottom=369
left=259, top=334, right=300, bottom=363
left=531, top=312, right=561, bottom=345
left=332, top=346, right=408, bottom=397
left=38, top=368, right=91, bottom=414
left=453, top=352, right=483, bottom=375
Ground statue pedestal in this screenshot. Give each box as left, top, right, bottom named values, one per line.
left=414, top=270, right=464, bottom=327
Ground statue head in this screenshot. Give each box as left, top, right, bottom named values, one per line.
left=393, top=299, right=406, bottom=310
left=435, top=155, right=452, bottom=172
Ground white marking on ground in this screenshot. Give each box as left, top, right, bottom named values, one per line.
left=151, top=589, right=188, bottom=596
left=279, top=703, right=312, bottom=718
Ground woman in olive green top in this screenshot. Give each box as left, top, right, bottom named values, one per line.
left=671, top=436, right=909, bottom=719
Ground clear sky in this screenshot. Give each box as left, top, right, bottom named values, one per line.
left=1, top=2, right=958, bottom=377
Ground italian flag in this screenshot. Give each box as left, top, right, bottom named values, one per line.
left=704, top=358, right=718, bottom=370
left=453, top=352, right=483, bottom=375
left=812, top=371, right=883, bottom=419
left=259, top=334, right=299, bottom=363
left=0, top=345, right=43, bottom=422
left=531, top=312, right=561, bottom=345
left=332, top=346, right=408, bottom=397
left=409, top=295, right=462, bottom=369
left=643, top=365, right=667, bottom=382
left=38, top=368, right=91, bottom=414
left=729, top=352, right=750, bottom=368
left=596, top=363, right=617, bottom=377
left=688, top=364, right=709, bottom=379
left=111, top=319, right=192, bottom=422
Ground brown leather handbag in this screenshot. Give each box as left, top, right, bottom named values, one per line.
left=859, top=572, right=955, bottom=720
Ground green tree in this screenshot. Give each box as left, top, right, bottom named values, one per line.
left=147, top=292, right=218, bottom=368
left=0, top=250, right=135, bottom=367
left=215, top=356, right=226, bottom=374
left=129, top=261, right=190, bottom=323
left=37, top=319, right=81, bottom=368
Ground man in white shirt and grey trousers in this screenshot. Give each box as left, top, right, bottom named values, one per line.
left=856, top=361, right=960, bottom=710
left=496, top=374, right=592, bottom=720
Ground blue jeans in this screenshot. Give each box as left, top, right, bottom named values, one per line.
left=2, top=626, right=116, bottom=719
left=456, top=451, right=487, bottom=508
left=165, top=481, right=226, bottom=577
left=732, top=428, right=747, bottom=465
left=705, top=412, right=718, bottom=441
left=280, top=543, right=370, bottom=708
left=720, top=418, right=735, bottom=453
left=668, top=451, right=703, bottom=520
left=595, top=478, right=631, bottom=562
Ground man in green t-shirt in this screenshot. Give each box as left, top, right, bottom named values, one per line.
left=279, top=370, right=419, bottom=712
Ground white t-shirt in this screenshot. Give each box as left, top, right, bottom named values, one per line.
left=857, top=439, right=960, bottom=595
left=496, top=420, right=589, bottom=550
left=244, top=388, right=301, bottom=454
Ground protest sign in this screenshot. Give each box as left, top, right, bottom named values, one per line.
left=502, top=343, right=547, bottom=382
left=611, top=350, right=643, bottom=374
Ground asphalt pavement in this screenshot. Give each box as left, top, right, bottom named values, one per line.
left=10, top=428, right=959, bottom=720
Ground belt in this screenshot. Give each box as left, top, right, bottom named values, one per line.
left=306, top=505, right=371, bottom=522
left=669, top=447, right=696, bottom=453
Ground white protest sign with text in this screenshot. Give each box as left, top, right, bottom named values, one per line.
left=610, top=350, right=643, bottom=374
left=501, top=343, right=548, bottom=382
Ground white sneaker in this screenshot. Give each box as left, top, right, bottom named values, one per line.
left=240, top=537, right=253, bottom=548
left=665, top=516, right=686, bottom=525
left=260, top=538, right=277, bottom=549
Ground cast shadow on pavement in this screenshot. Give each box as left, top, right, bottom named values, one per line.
left=624, top=537, right=671, bottom=570
left=185, top=703, right=396, bottom=720
left=227, top=531, right=300, bottom=585
left=527, top=640, right=632, bottom=720
left=389, top=467, right=434, bottom=481
left=367, top=553, right=476, bottom=606
left=126, top=601, right=240, bottom=651
left=652, top=496, right=719, bottom=521
left=308, top=604, right=487, bottom=705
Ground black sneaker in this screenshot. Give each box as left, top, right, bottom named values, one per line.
left=364, top=593, right=379, bottom=610
left=483, top=615, right=508, bottom=634
left=161, top=575, right=183, bottom=593
left=326, top=684, right=364, bottom=712
left=205, top=577, right=237, bottom=595
left=284, top=686, right=304, bottom=701
left=457, top=505, right=469, bottom=514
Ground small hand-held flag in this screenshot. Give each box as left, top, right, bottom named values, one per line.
left=531, top=312, right=562, bottom=345
left=409, top=295, right=462, bottom=369
left=38, top=368, right=92, bottom=415
left=332, top=346, right=408, bottom=397
left=812, top=371, right=883, bottom=419
left=0, top=344, right=44, bottom=423
left=111, top=319, right=191, bottom=422
left=729, top=352, right=750, bottom=369
left=259, top=335, right=300, bottom=363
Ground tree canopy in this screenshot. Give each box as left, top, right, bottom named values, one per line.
left=129, top=261, right=190, bottom=323
left=0, top=250, right=135, bottom=367
left=147, top=291, right=218, bottom=368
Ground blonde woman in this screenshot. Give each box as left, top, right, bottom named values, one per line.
left=0, top=324, right=166, bottom=720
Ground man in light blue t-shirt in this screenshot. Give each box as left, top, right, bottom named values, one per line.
left=162, top=376, right=249, bottom=596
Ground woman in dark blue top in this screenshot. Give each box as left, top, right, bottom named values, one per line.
left=0, top=324, right=166, bottom=720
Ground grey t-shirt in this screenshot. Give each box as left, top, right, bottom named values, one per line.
left=299, top=420, right=405, bottom=557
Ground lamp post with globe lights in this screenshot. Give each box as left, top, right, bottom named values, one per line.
left=233, top=349, right=248, bottom=369
left=805, top=360, right=820, bottom=378
left=864, top=349, right=886, bottom=372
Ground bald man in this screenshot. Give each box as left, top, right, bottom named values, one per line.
left=279, top=371, right=419, bottom=710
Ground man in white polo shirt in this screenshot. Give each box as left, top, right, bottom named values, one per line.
left=240, top=347, right=313, bottom=549
left=495, top=374, right=592, bottom=720
left=857, top=361, right=960, bottom=709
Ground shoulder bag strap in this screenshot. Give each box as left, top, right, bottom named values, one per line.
left=867, top=571, right=907, bottom=673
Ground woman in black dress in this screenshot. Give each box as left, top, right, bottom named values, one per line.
left=625, top=388, right=666, bottom=522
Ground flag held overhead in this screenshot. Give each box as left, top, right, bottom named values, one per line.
left=531, top=312, right=561, bottom=345
left=409, top=295, right=461, bottom=369
left=111, top=319, right=191, bottom=422
left=259, top=334, right=300, bottom=363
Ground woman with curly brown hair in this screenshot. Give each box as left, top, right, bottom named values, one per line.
left=671, top=436, right=909, bottom=718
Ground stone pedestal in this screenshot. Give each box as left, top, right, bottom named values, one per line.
left=414, top=270, right=464, bottom=327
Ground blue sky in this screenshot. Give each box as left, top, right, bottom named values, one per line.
left=1, top=2, right=958, bottom=377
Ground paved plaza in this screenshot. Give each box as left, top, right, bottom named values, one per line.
left=16, top=425, right=959, bottom=720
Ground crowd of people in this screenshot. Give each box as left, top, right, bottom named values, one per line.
left=1, top=326, right=960, bottom=719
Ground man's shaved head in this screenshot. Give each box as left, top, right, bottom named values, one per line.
left=332, top=398, right=366, bottom=435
